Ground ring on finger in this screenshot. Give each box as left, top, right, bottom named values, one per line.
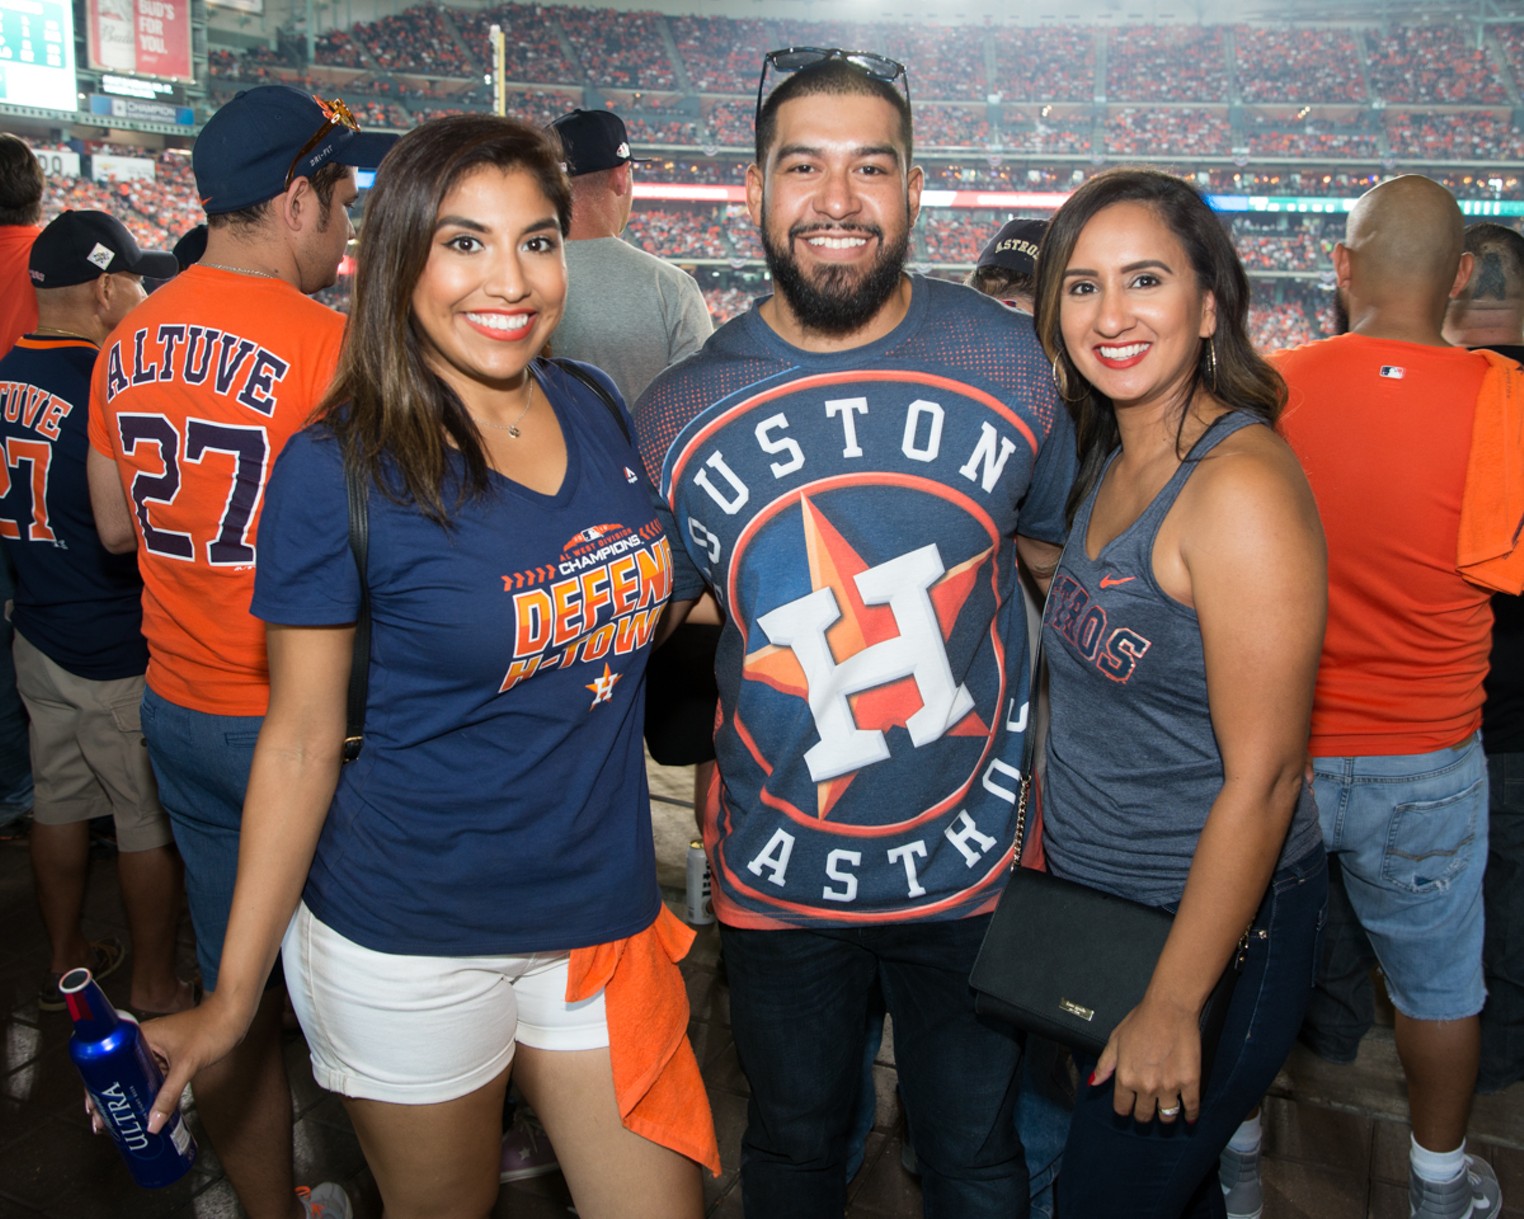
left=1158, top=1103, right=1182, bottom=1118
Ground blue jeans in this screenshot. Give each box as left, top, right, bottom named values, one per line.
left=140, top=688, right=264, bottom=991
left=0, top=561, right=33, bottom=826
left=721, top=915, right=1026, bottom=1219
left=844, top=1014, right=1069, bottom=1216
left=1313, top=737, right=1487, bottom=1021
left=844, top=985, right=887, bottom=1182
left=1056, top=848, right=1328, bottom=1219
left=1297, top=856, right=1376, bottom=1062
left=1020, top=1035, right=1073, bottom=1219
left=1481, top=751, right=1524, bottom=1091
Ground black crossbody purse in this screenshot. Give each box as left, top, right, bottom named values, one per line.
left=968, top=646, right=1247, bottom=1080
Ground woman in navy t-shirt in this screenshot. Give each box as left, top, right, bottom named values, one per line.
left=140, top=115, right=707, bottom=1219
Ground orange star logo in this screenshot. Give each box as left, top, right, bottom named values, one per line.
left=585, top=663, right=620, bottom=709
left=742, top=493, right=990, bottom=820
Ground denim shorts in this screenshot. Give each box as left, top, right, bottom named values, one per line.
left=140, top=687, right=265, bottom=992
left=1313, top=734, right=1488, bottom=1021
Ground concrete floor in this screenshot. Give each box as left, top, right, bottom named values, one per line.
left=0, top=755, right=1519, bottom=1217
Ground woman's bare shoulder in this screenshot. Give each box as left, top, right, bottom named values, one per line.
left=1188, top=418, right=1315, bottom=520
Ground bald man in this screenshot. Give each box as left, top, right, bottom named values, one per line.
left=1272, top=177, right=1504, bottom=1219
left=1443, top=222, right=1524, bottom=1098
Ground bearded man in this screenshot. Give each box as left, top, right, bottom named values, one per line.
left=633, top=50, right=1076, bottom=1219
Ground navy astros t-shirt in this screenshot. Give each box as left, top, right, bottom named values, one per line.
left=254, top=360, right=672, bottom=955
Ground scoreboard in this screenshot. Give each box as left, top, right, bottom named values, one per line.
left=0, top=0, right=76, bottom=112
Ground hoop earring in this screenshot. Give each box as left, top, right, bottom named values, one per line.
left=1051, top=351, right=1087, bottom=404
left=1203, top=336, right=1219, bottom=394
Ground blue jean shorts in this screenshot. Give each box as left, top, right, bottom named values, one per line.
left=140, top=687, right=265, bottom=992
left=1313, top=734, right=1488, bottom=1021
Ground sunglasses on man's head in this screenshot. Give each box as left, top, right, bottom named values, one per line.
left=754, top=47, right=910, bottom=128
left=284, top=96, right=361, bottom=192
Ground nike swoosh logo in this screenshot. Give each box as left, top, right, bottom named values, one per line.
left=1099, top=575, right=1136, bottom=588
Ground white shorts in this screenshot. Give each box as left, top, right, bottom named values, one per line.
left=283, top=902, right=609, bottom=1105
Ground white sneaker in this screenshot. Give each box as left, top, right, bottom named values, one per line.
left=1410, top=1155, right=1501, bottom=1219
left=1220, top=1142, right=1264, bottom=1219
left=296, top=1182, right=352, bottom=1219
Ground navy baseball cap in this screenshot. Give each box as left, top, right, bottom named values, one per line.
left=172, top=223, right=207, bottom=271
left=194, top=86, right=398, bottom=215
left=29, top=210, right=179, bottom=288
left=549, top=108, right=652, bottom=177
left=977, top=218, right=1048, bottom=277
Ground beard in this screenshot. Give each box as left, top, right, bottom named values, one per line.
left=1334, top=287, right=1351, bottom=335
left=761, top=214, right=910, bottom=337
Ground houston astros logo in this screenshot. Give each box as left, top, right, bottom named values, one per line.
left=740, top=491, right=992, bottom=821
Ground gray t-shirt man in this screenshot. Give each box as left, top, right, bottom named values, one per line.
left=548, top=107, right=713, bottom=404
left=557, top=236, right=713, bottom=405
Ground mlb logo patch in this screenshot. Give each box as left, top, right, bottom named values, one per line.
left=1379, top=365, right=1405, bottom=379
left=86, top=243, right=116, bottom=271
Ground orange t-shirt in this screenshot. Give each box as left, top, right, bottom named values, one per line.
left=1274, top=334, right=1493, bottom=757
left=0, top=225, right=40, bottom=357
left=88, top=265, right=345, bottom=715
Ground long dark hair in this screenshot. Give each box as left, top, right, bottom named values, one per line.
left=318, top=113, right=572, bottom=525
left=1032, top=168, right=1284, bottom=522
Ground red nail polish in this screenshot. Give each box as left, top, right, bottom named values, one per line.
left=1087, top=1071, right=1097, bottom=1086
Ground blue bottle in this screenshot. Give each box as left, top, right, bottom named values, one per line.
left=62, top=967, right=198, bottom=1188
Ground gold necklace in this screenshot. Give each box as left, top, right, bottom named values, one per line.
left=201, top=262, right=280, bottom=279
left=33, top=326, right=98, bottom=344
left=467, top=381, right=535, bottom=439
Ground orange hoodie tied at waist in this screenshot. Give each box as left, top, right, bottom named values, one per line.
left=1459, top=347, right=1524, bottom=594
left=566, top=903, right=721, bottom=1176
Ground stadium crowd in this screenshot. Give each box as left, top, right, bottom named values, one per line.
left=1233, top=26, right=1367, bottom=104
left=198, top=1, right=1519, bottom=123
left=24, top=130, right=1516, bottom=355
left=1105, top=107, right=1233, bottom=157
left=1107, top=25, right=1230, bottom=101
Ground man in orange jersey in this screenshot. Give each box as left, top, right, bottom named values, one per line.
left=1274, top=176, right=1505, bottom=1219
left=87, top=86, right=394, bottom=1219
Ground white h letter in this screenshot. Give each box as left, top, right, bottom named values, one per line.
left=757, top=544, right=974, bottom=782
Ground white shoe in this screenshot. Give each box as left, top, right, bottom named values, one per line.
left=1220, top=1142, right=1264, bottom=1219
left=296, top=1182, right=352, bottom=1219
left=1410, top=1155, right=1501, bottom=1219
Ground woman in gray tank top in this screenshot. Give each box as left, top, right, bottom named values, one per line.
left=1029, top=169, right=1329, bottom=1218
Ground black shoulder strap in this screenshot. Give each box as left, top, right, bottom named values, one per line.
left=549, top=357, right=631, bottom=444
left=343, top=455, right=370, bottom=763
